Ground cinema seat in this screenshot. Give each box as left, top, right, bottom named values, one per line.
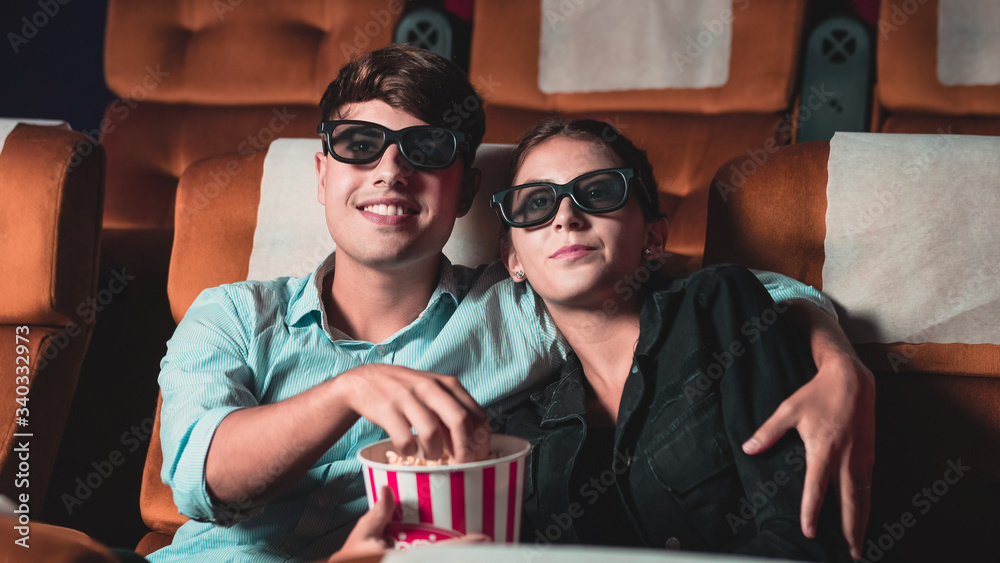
left=0, top=120, right=104, bottom=511
left=704, top=139, right=1000, bottom=563
left=42, top=1, right=403, bottom=544
left=469, top=0, right=810, bottom=271
left=136, top=140, right=513, bottom=555
left=875, top=0, right=1000, bottom=135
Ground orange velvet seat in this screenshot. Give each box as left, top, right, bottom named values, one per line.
left=704, top=140, right=1000, bottom=563
left=44, top=1, right=404, bottom=546
left=0, top=515, right=117, bottom=562
left=0, top=121, right=104, bottom=510
left=469, top=0, right=809, bottom=271
left=875, top=0, right=1000, bottom=135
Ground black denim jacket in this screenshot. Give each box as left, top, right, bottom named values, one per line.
left=505, top=265, right=850, bottom=561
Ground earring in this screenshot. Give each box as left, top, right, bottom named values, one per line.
left=642, top=248, right=653, bottom=256
left=514, top=270, right=525, bottom=279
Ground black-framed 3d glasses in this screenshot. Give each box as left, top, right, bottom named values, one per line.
left=317, top=120, right=468, bottom=170
left=492, top=168, right=642, bottom=228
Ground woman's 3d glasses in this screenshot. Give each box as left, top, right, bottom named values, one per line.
left=317, top=120, right=468, bottom=170
left=492, top=168, right=643, bottom=228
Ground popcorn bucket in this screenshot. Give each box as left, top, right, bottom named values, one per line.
left=357, top=434, right=531, bottom=549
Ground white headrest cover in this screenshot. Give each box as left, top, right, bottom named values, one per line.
left=823, top=132, right=1000, bottom=345
left=938, top=0, right=1000, bottom=87
left=0, top=118, right=70, bottom=156
left=539, top=0, right=733, bottom=93
left=247, top=141, right=512, bottom=281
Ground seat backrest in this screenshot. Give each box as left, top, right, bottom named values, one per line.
left=876, top=0, right=1000, bottom=132
left=468, top=0, right=810, bottom=271
left=102, top=0, right=403, bottom=231
left=140, top=140, right=514, bottom=541
left=704, top=137, right=1000, bottom=562
left=471, top=0, right=807, bottom=115
left=0, top=120, right=104, bottom=509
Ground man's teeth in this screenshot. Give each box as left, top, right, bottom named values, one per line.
left=363, top=204, right=410, bottom=216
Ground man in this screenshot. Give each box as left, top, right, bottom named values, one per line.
left=150, top=44, right=873, bottom=562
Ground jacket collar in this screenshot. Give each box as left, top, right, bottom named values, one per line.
left=531, top=353, right=588, bottom=427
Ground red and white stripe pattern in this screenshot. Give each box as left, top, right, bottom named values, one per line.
left=363, top=457, right=526, bottom=542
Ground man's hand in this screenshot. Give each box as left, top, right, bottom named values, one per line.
left=742, top=300, right=876, bottom=560
left=337, top=365, right=491, bottom=463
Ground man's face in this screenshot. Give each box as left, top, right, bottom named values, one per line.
left=315, top=100, right=477, bottom=273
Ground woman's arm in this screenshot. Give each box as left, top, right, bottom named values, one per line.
left=706, top=267, right=851, bottom=561
left=742, top=299, right=876, bottom=560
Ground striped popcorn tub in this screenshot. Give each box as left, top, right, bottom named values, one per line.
left=358, top=434, right=531, bottom=549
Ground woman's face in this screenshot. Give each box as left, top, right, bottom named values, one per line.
left=505, top=136, right=665, bottom=312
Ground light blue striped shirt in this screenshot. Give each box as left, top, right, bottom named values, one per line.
left=150, top=253, right=832, bottom=562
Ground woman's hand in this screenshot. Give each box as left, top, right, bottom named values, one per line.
left=742, top=300, right=876, bottom=560
left=325, top=486, right=490, bottom=562
left=326, top=487, right=395, bottom=562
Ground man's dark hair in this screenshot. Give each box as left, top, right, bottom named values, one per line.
left=319, top=44, right=485, bottom=166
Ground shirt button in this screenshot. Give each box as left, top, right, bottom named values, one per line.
left=315, top=493, right=329, bottom=507
left=665, top=537, right=681, bottom=549
left=376, top=345, right=386, bottom=355
left=630, top=365, right=639, bottom=374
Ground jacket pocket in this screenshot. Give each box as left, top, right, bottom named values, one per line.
left=644, top=396, right=735, bottom=495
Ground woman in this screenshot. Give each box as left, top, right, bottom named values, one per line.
left=497, top=119, right=851, bottom=560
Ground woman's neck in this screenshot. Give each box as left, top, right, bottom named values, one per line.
left=547, top=302, right=643, bottom=426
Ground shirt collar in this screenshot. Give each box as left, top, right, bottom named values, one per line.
left=284, top=251, right=461, bottom=329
